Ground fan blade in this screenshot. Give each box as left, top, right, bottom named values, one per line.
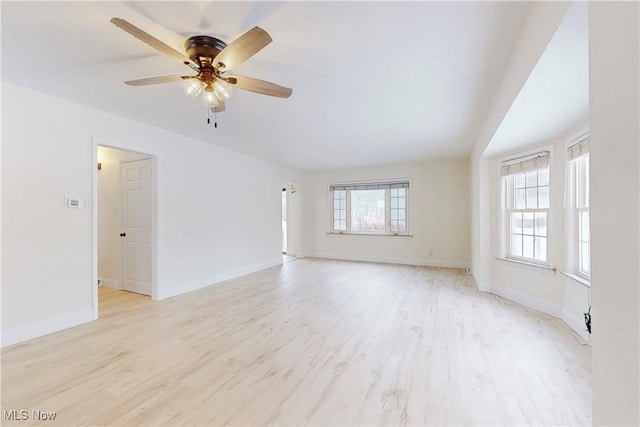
left=213, top=27, right=272, bottom=71
left=125, top=75, right=196, bottom=86
left=111, top=18, right=195, bottom=68
left=224, top=75, right=292, bottom=98
left=211, top=100, right=226, bottom=113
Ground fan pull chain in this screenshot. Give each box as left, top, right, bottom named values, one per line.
left=207, top=108, right=210, bottom=125
left=215, top=109, right=218, bottom=128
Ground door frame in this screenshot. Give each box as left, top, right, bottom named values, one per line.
left=92, top=137, right=159, bottom=319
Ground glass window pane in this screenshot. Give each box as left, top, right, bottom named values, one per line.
left=515, top=189, right=526, bottom=209
left=390, top=197, right=398, bottom=208
left=397, top=221, right=406, bottom=233
left=515, top=174, right=526, bottom=189
left=580, top=242, right=590, bottom=274
left=584, top=156, right=590, bottom=208
left=511, top=212, right=523, bottom=234
left=511, top=234, right=523, bottom=257
left=538, top=168, right=549, bottom=186
left=391, top=209, right=398, bottom=220
left=526, top=171, right=537, bottom=187
left=398, top=197, right=406, bottom=209
left=398, top=188, right=406, bottom=197
left=538, top=186, right=549, bottom=209
left=350, top=189, right=385, bottom=232
left=390, top=189, right=398, bottom=198
left=398, top=210, right=406, bottom=220
left=523, top=235, right=534, bottom=259
left=580, top=211, right=590, bottom=241
left=534, top=212, right=547, bottom=237
left=535, top=237, right=547, bottom=261
left=333, top=220, right=341, bottom=230
left=523, top=212, right=534, bottom=235
left=526, top=188, right=538, bottom=209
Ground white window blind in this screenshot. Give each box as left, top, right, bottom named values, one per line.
left=330, top=181, right=409, bottom=191
left=501, top=152, right=550, bottom=177
left=567, top=137, right=590, bottom=161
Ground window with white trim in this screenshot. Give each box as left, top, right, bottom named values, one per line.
left=501, top=152, right=551, bottom=264
left=330, top=181, right=410, bottom=235
left=567, top=138, right=590, bottom=279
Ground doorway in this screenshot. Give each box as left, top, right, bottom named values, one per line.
left=95, top=143, right=157, bottom=317
left=282, top=187, right=287, bottom=255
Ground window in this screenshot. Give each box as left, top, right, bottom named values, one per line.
left=567, top=138, right=590, bottom=279
left=501, top=152, right=550, bottom=264
left=330, top=181, right=410, bottom=235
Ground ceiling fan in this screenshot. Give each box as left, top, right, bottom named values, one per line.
left=111, top=18, right=293, bottom=113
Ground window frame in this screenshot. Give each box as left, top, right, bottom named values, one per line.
left=567, top=151, right=591, bottom=281
left=499, top=149, right=552, bottom=267
left=328, top=179, right=411, bottom=237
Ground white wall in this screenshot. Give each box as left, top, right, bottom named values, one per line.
left=96, top=146, right=150, bottom=289
left=485, top=138, right=590, bottom=340
left=589, top=2, right=639, bottom=425
left=470, top=2, right=570, bottom=293
left=1, top=82, right=302, bottom=346
left=303, top=159, right=470, bottom=268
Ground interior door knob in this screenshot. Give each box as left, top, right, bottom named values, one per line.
left=120, top=232, right=126, bottom=237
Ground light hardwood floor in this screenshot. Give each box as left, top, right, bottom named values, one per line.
left=1, top=258, right=591, bottom=426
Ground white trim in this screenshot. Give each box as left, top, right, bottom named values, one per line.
left=1, top=308, right=94, bottom=348
left=99, top=277, right=122, bottom=290
left=93, top=137, right=159, bottom=305
left=468, top=273, right=589, bottom=342
left=91, top=138, right=99, bottom=320
left=565, top=128, right=590, bottom=147
left=309, top=253, right=469, bottom=269
left=470, top=269, right=491, bottom=292
left=495, top=256, right=556, bottom=273
left=326, top=232, right=414, bottom=238
left=490, top=285, right=563, bottom=319
left=327, top=178, right=413, bottom=236
left=156, top=258, right=284, bottom=300
left=562, top=308, right=591, bottom=343
left=561, top=271, right=591, bottom=288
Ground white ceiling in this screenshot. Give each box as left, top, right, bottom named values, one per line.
left=1, top=1, right=531, bottom=170
left=483, top=1, right=589, bottom=157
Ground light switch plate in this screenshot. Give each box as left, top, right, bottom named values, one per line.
left=65, top=197, right=80, bottom=208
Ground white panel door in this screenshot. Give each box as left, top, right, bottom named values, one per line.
left=121, top=159, right=152, bottom=296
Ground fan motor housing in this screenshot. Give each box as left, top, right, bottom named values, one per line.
left=185, top=36, right=227, bottom=64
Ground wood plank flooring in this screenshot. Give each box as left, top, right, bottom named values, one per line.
left=1, top=258, right=591, bottom=426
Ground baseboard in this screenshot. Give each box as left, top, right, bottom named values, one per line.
left=470, top=269, right=491, bottom=292
left=563, top=308, right=591, bottom=343
left=157, top=258, right=284, bottom=300
left=99, top=277, right=121, bottom=290
left=310, top=253, right=469, bottom=269
left=490, top=285, right=564, bottom=319
left=1, top=308, right=94, bottom=348
left=469, top=274, right=590, bottom=343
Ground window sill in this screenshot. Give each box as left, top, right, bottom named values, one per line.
left=327, top=232, right=413, bottom=238
left=561, top=271, right=591, bottom=287
left=495, top=257, right=556, bottom=273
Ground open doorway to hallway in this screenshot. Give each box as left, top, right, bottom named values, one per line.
left=282, top=184, right=297, bottom=264
left=282, top=187, right=287, bottom=255
left=96, top=145, right=156, bottom=312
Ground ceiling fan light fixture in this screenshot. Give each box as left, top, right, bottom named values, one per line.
left=213, top=80, right=232, bottom=101
left=184, top=79, right=202, bottom=97
left=203, top=90, right=219, bottom=108
left=111, top=18, right=292, bottom=115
